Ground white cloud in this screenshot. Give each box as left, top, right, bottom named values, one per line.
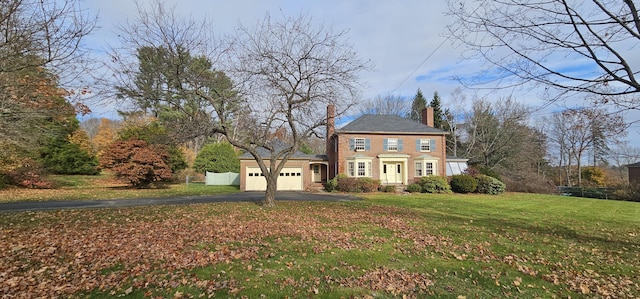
left=80, top=0, right=640, bottom=147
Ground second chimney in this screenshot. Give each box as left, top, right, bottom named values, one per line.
left=421, top=107, right=434, bottom=127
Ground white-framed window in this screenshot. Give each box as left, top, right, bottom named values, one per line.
left=387, top=138, right=398, bottom=151
left=355, top=138, right=366, bottom=151
left=358, top=162, right=366, bottom=176
left=414, top=160, right=438, bottom=177
left=348, top=161, right=355, bottom=176
left=415, top=162, right=423, bottom=177
left=346, top=157, right=373, bottom=177
left=420, top=139, right=431, bottom=152
left=425, top=162, right=434, bottom=176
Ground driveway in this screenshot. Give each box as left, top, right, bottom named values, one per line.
left=0, top=192, right=360, bottom=213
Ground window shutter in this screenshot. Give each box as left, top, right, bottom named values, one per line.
left=416, top=139, right=421, bottom=151
left=430, top=139, right=436, bottom=151
left=349, top=138, right=354, bottom=150
left=365, top=138, right=371, bottom=151
left=398, top=139, right=404, bottom=152
left=383, top=138, right=388, bottom=151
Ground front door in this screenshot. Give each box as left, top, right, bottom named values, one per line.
left=383, top=163, right=403, bottom=184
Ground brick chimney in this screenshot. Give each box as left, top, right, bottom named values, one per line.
left=326, top=104, right=335, bottom=138
left=421, top=107, right=434, bottom=127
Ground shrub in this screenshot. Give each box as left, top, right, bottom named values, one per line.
left=4, top=158, right=53, bottom=189
left=357, top=177, right=380, bottom=193
left=406, top=183, right=422, bottom=193
left=381, top=185, right=396, bottom=193
left=479, top=167, right=501, bottom=181
left=327, top=174, right=379, bottom=193
left=99, top=139, right=173, bottom=188
left=610, top=184, right=640, bottom=202
left=325, top=176, right=339, bottom=192
left=336, top=177, right=359, bottom=192
left=450, top=174, right=477, bottom=193
left=475, top=174, right=506, bottom=195
left=418, top=176, right=451, bottom=193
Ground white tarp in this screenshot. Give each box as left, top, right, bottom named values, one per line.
left=205, top=172, right=240, bottom=186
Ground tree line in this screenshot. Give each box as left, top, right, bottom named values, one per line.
left=374, top=87, right=633, bottom=192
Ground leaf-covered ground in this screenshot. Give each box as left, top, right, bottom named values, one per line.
left=1, top=195, right=638, bottom=298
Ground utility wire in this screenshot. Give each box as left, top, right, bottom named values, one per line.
left=391, top=0, right=487, bottom=94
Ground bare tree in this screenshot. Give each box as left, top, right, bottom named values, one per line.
left=446, top=0, right=640, bottom=108
left=609, top=142, right=640, bottom=182
left=443, top=87, right=467, bottom=157
left=546, top=107, right=626, bottom=186
left=461, top=97, right=531, bottom=171
left=357, top=94, right=409, bottom=116
left=112, top=2, right=370, bottom=206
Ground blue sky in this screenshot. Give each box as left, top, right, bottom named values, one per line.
left=80, top=0, right=640, bottom=147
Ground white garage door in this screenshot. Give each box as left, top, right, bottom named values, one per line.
left=245, top=167, right=303, bottom=191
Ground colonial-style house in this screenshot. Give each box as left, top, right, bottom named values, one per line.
left=326, top=105, right=448, bottom=187
left=238, top=105, right=466, bottom=191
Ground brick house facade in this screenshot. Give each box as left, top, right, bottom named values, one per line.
left=326, top=105, right=448, bottom=186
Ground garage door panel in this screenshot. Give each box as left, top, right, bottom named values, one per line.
left=245, top=167, right=303, bottom=191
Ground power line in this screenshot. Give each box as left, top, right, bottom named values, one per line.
left=391, top=1, right=487, bottom=94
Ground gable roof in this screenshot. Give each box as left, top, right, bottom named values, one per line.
left=239, top=139, right=327, bottom=161
left=337, top=114, right=446, bottom=134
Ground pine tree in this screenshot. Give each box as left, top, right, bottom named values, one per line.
left=410, top=89, right=427, bottom=122
left=429, top=91, right=446, bottom=129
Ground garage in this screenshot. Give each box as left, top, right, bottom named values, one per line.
left=244, top=167, right=303, bottom=191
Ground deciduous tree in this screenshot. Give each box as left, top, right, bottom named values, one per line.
left=546, top=107, right=626, bottom=186
left=111, top=2, right=370, bottom=206
left=446, top=0, right=640, bottom=108
left=358, top=94, right=409, bottom=117
left=99, top=139, right=172, bottom=188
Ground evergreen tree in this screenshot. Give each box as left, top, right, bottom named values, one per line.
left=410, top=89, right=427, bottom=122
left=193, top=142, right=240, bottom=173
left=429, top=91, right=446, bottom=129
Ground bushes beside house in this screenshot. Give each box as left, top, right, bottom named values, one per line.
left=417, top=176, right=451, bottom=193
left=326, top=173, right=506, bottom=195
left=450, top=175, right=478, bottom=193
left=325, top=174, right=380, bottom=193
left=475, top=174, right=506, bottom=195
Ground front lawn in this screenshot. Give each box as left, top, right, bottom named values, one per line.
left=0, top=174, right=240, bottom=203
left=0, top=193, right=638, bottom=298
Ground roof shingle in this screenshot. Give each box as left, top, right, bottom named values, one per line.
left=338, top=114, right=446, bottom=134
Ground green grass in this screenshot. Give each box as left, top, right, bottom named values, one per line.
left=0, top=173, right=240, bottom=202
left=1, top=192, right=638, bottom=298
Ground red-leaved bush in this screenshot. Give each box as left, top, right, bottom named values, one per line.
left=99, top=139, right=172, bottom=188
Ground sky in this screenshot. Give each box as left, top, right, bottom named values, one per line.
left=80, top=0, right=640, bottom=147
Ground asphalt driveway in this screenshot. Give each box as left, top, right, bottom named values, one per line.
left=0, top=192, right=359, bottom=213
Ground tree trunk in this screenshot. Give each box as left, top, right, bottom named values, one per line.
left=263, top=174, right=278, bottom=207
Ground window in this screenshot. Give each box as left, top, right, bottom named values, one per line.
left=346, top=157, right=372, bottom=177
left=420, top=139, right=431, bottom=152
left=387, top=138, right=398, bottom=151
left=354, top=138, right=365, bottom=151
left=414, top=160, right=438, bottom=177
left=357, top=162, right=366, bottom=176
left=425, top=162, right=434, bottom=176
